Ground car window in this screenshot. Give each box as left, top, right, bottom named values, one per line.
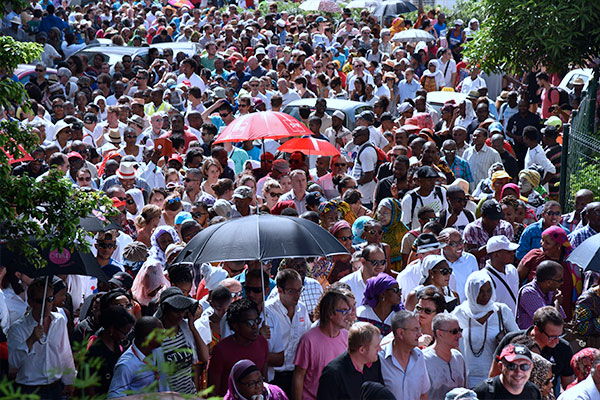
left=565, top=74, right=590, bottom=90
left=19, top=72, right=32, bottom=85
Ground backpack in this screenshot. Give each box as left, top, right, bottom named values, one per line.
left=438, top=208, right=474, bottom=227
left=547, top=86, right=571, bottom=110
left=356, top=142, right=386, bottom=177
left=407, top=186, right=445, bottom=229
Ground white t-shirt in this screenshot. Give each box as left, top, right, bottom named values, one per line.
left=400, top=187, right=448, bottom=229
left=340, top=269, right=367, bottom=306
left=483, top=262, right=520, bottom=314
left=351, top=142, right=378, bottom=204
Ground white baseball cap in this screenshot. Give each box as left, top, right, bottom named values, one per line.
left=486, top=235, right=519, bottom=254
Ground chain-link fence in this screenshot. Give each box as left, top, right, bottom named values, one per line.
left=559, top=67, right=600, bottom=212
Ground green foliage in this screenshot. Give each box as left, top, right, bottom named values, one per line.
left=447, top=0, right=481, bottom=22
left=464, top=0, right=600, bottom=74
left=568, top=159, right=600, bottom=208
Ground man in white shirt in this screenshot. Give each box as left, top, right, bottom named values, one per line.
left=463, top=128, right=502, bottom=191
left=483, top=235, right=520, bottom=314
left=8, top=278, right=75, bottom=398
left=276, top=78, right=301, bottom=108
left=460, top=66, right=487, bottom=94
left=401, top=166, right=448, bottom=230
left=177, top=58, right=205, bottom=92
left=346, top=57, right=374, bottom=92
left=397, top=233, right=445, bottom=302
left=440, top=228, right=478, bottom=303
left=437, top=47, right=457, bottom=88
left=61, top=31, right=87, bottom=59
left=351, top=126, right=378, bottom=207
left=341, top=245, right=387, bottom=305
left=265, top=269, right=311, bottom=396
left=379, top=311, right=430, bottom=399
left=356, top=110, right=388, bottom=150
left=280, top=169, right=309, bottom=214
left=523, top=126, right=556, bottom=181
left=557, top=358, right=600, bottom=400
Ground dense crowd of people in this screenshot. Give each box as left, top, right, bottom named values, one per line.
left=2, top=1, right=600, bottom=399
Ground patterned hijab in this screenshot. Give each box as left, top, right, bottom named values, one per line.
left=529, top=353, right=555, bottom=400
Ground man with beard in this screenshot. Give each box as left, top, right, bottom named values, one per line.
left=374, top=154, right=409, bottom=207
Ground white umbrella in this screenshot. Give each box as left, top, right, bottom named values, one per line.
left=299, top=0, right=342, bottom=12
left=392, top=28, right=436, bottom=43
left=345, top=0, right=381, bottom=9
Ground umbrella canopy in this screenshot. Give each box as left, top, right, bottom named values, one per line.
left=213, top=111, right=313, bottom=144
left=168, top=0, right=194, bottom=7
left=174, top=214, right=349, bottom=264
left=1, top=241, right=108, bottom=282
left=299, top=0, right=342, bottom=12
left=372, top=0, right=417, bottom=19
left=79, top=210, right=122, bottom=232
left=2, top=144, right=33, bottom=164
left=346, top=0, right=381, bottom=9
left=392, top=28, right=436, bottom=43
left=567, top=233, right=600, bottom=272
left=278, top=137, right=341, bottom=156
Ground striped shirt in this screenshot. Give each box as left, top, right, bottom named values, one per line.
left=161, top=329, right=196, bottom=395
left=462, top=145, right=502, bottom=190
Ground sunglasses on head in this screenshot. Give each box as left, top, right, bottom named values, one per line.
left=504, top=362, right=532, bottom=372
left=167, top=197, right=181, bottom=204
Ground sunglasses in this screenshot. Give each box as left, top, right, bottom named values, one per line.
left=167, top=197, right=181, bottom=204
left=242, top=317, right=262, bottom=328
left=435, top=267, right=453, bottom=276
left=366, top=258, right=386, bottom=266
left=269, top=192, right=281, bottom=198
left=440, top=327, right=463, bottom=335
left=244, top=285, right=263, bottom=294
left=184, top=177, right=201, bottom=183
left=338, top=235, right=354, bottom=242
left=504, top=362, right=532, bottom=372
left=231, top=290, right=243, bottom=298
left=219, top=112, right=231, bottom=118
left=192, top=211, right=208, bottom=219
left=333, top=163, right=347, bottom=167
left=447, top=239, right=464, bottom=247
left=415, top=304, right=436, bottom=314
left=78, top=176, right=91, bottom=182
left=32, top=295, right=55, bottom=304
left=367, top=229, right=383, bottom=235
left=97, top=242, right=116, bottom=249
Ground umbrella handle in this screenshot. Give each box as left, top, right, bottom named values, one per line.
left=39, top=276, right=49, bottom=344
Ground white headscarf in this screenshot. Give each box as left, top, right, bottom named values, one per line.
left=126, top=188, right=145, bottom=219
left=463, top=270, right=496, bottom=319
left=456, top=100, right=476, bottom=128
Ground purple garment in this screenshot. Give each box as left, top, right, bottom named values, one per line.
left=362, top=273, right=402, bottom=312
left=516, top=279, right=566, bottom=329
left=224, top=359, right=288, bottom=400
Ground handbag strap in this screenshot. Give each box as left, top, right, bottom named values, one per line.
left=497, top=306, right=505, bottom=333
left=486, top=266, right=517, bottom=304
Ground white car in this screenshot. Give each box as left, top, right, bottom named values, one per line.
left=559, top=68, right=593, bottom=92
left=426, top=91, right=468, bottom=114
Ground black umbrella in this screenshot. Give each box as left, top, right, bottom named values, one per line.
left=174, top=214, right=350, bottom=265
left=372, top=0, right=417, bottom=20
left=79, top=211, right=122, bottom=232
left=1, top=241, right=108, bottom=326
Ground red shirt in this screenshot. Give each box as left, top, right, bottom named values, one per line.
left=160, top=128, right=197, bottom=152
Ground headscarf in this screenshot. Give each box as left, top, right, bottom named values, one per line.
left=352, top=216, right=374, bottom=245
left=406, top=113, right=434, bottom=130
left=319, top=199, right=356, bottom=228
left=270, top=200, right=295, bottom=215
left=519, top=169, right=541, bottom=188
left=530, top=353, right=555, bottom=400
left=463, top=270, right=496, bottom=319
left=418, top=254, right=447, bottom=285
left=375, top=198, right=408, bottom=270
left=456, top=101, right=476, bottom=128
left=569, top=348, right=600, bottom=387
left=97, top=150, right=121, bottom=177
left=542, top=226, right=572, bottom=257
left=362, top=273, right=402, bottom=312
left=501, top=183, right=520, bottom=198
left=390, top=17, right=405, bottom=35
left=131, top=259, right=170, bottom=306
left=330, top=220, right=352, bottom=237
left=126, top=188, right=145, bottom=219
left=224, top=359, right=280, bottom=400
left=543, top=225, right=582, bottom=308
left=149, top=225, right=180, bottom=265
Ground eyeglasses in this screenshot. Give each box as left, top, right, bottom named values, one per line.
left=545, top=211, right=561, bottom=216
left=241, top=317, right=262, bottom=328
left=269, top=192, right=282, bottom=198
left=240, top=376, right=264, bottom=388
left=78, top=176, right=91, bottom=182
left=447, top=239, right=464, bottom=247
left=338, top=235, right=354, bottom=242
left=167, top=197, right=181, bottom=204
left=333, top=163, right=347, bottom=167
left=504, top=362, right=532, bottom=372
left=435, top=267, right=453, bottom=276
left=440, top=327, right=463, bottom=335
left=245, top=285, right=263, bottom=294
left=32, top=295, right=55, bottom=304
left=32, top=157, right=44, bottom=162
left=335, top=308, right=351, bottom=315
left=366, top=258, right=386, bottom=266
left=539, top=327, right=565, bottom=341
left=415, top=304, right=436, bottom=314
left=192, top=211, right=208, bottom=219
left=97, top=242, right=116, bottom=249
left=367, top=229, right=383, bottom=235
left=184, top=177, right=201, bottom=183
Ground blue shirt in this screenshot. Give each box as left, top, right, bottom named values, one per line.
left=397, top=79, right=422, bottom=103
left=516, top=219, right=570, bottom=260
left=38, top=14, right=68, bottom=37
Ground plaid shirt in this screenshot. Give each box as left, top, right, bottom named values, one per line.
left=568, top=225, right=598, bottom=250
left=443, top=155, right=474, bottom=183
left=463, top=218, right=514, bottom=268
left=561, top=211, right=581, bottom=233
left=517, top=279, right=565, bottom=329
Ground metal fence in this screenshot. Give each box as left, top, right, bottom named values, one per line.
left=559, top=67, right=600, bottom=211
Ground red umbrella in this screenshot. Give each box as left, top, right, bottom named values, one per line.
left=213, top=111, right=312, bottom=144
left=277, top=137, right=340, bottom=156
left=2, top=144, right=33, bottom=164
left=168, top=0, right=194, bottom=7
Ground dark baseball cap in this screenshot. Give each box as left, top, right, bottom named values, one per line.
left=306, top=191, right=325, bottom=207
left=83, top=113, right=97, bottom=124
left=109, top=271, right=134, bottom=291
left=481, top=199, right=504, bottom=220
left=380, top=112, right=394, bottom=122
left=415, top=232, right=446, bottom=253
left=358, top=110, right=375, bottom=123
left=416, top=166, right=439, bottom=179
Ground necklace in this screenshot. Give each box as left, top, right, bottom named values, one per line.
left=468, top=317, right=488, bottom=357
